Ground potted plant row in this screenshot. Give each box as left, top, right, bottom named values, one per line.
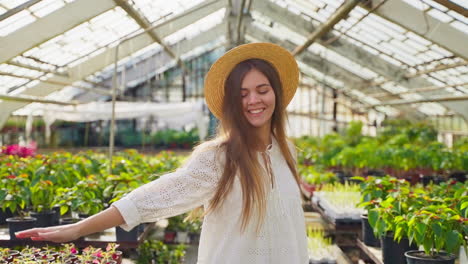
left=295, top=121, right=467, bottom=184
left=1, top=149, right=183, bottom=241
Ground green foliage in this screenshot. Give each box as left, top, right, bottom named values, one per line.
left=0, top=173, right=31, bottom=217
left=166, top=214, right=192, bottom=232
left=137, top=240, right=186, bottom=264
left=150, top=128, right=199, bottom=149
left=343, top=121, right=363, bottom=146
left=298, top=165, right=337, bottom=185
left=30, top=180, right=55, bottom=212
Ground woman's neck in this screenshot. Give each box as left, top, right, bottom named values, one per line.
left=255, top=124, right=272, bottom=151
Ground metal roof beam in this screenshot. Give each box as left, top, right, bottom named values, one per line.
left=369, top=82, right=468, bottom=98
left=0, top=94, right=78, bottom=106
left=405, top=61, right=468, bottom=78
left=293, top=0, right=361, bottom=56
left=369, top=95, right=468, bottom=107
left=429, top=0, right=467, bottom=18
left=113, top=0, right=184, bottom=70
left=6, top=61, right=69, bottom=77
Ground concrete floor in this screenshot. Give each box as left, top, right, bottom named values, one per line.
left=184, top=244, right=198, bottom=264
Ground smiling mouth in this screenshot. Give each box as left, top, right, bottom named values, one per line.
left=248, top=108, right=265, bottom=114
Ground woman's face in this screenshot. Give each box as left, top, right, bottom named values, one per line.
left=240, top=68, right=276, bottom=130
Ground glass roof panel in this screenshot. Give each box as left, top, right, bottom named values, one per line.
left=29, top=0, right=66, bottom=18
left=0, top=0, right=29, bottom=9
left=163, top=8, right=225, bottom=45
left=427, top=8, right=453, bottom=23
left=0, top=10, right=35, bottom=36
left=450, top=20, right=468, bottom=34
left=21, top=7, right=139, bottom=67
left=128, top=0, right=205, bottom=24
left=0, top=0, right=75, bottom=36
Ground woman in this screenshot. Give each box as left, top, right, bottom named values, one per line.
left=16, top=43, right=308, bottom=263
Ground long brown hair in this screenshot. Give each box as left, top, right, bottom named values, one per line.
left=204, top=59, right=300, bottom=232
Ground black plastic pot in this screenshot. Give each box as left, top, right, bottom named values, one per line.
left=405, top=250, right=456, bottom=264
left=116, top=224, right=141, bottom=242
left=449, top=171, right=467, bottom=183
left=382, top=233, right=418, bottom=264
left=361, top=214, right=380, bottom=247
left=59, top=217, right=82, bottom=225
left=52, top=206, right=61, bottom=225
left=6, top=217, right=37, bottom=240
left=0, top=208, right=13, bottom=225
left=189, top=232, right=200, bottom=244
left=421, top=175, right=445, bottom=186
left=30, top=210, right=56, bottom=227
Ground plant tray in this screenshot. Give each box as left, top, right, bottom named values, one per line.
left=312, top=195, right=363, bottom=224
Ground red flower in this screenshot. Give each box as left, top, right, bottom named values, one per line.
left=7, top=175, right=16, bottom=179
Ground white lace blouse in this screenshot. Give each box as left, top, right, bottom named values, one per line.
left=112, top=138, right=308, bottom=264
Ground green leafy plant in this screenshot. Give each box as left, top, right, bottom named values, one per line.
left=405, top=182, right=468, bottom=257
left=137, top=240, right=186, bottom=264
left=30, top=180, right=55, bottom=213
left=0, top=174, right=31, bottom=218
left=299, top=165, right=337, bottom=185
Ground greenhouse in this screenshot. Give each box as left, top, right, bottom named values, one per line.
left=0, top=0, right=467, bottom=263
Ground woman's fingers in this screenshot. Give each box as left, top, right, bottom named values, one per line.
left=15, top=225, right=77, bottom=243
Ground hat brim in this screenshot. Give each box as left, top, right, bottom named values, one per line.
left=204, top=42, right=299, bottom=120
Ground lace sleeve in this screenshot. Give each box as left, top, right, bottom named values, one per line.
left=112, top=143, right=223, bottom=230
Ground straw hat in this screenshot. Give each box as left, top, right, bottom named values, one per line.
left=204, top=42, right=299, bottom=119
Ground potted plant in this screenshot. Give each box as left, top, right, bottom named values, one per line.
left=104, top=243, right=122, bottom=264
left=1, top=174, right=37, bottom=239
left=53, top=187, right=81, bottom=225
left=366, top=181, right=419, bottom=264
left=355, top=175, right=408, bottom=247
left=165, top=215, right=185, bottom=243
left=404, top=182, right=467, bottom=264
left=30, top=180, right=56, bottom=227
left=187, top=218, right=202, bottom=244
left=73, top=178, right=105, bottom=217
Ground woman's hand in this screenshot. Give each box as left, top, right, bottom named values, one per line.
left=15, top=223, right=82, bottom=243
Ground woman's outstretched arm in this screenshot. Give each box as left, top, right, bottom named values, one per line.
left=15, top=206, right=124, bottom=243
